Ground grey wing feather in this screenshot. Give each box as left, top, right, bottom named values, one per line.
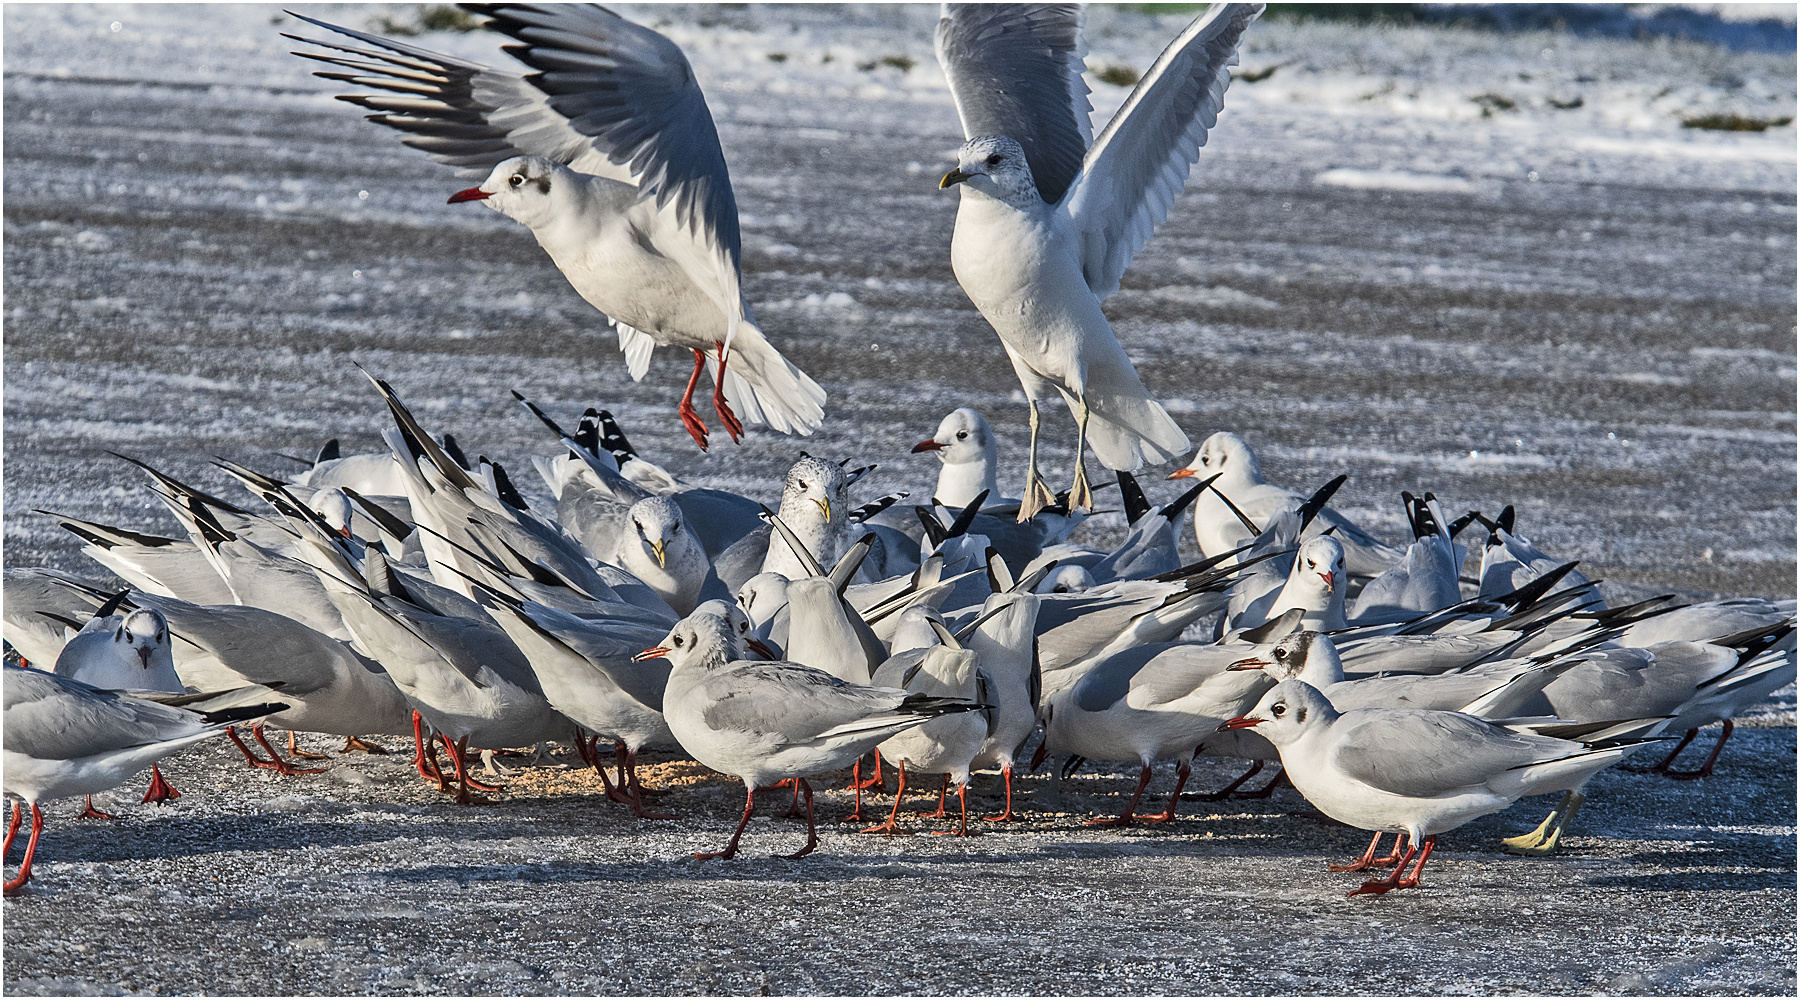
left=1071, top=645, right=1164, bottom=712
left=286, top=11, right=607, bottom=177
left=935, top=3, right=1091, bottom=204
left=475, top=3, right=741, bottom=266
left=1065, top=2, right=1262, bottom=298
left=699, top=662, right=904, bottom=742
left=4, top=668, right=210, bottom=760
left=1330, top=709, right=1567, bottom=798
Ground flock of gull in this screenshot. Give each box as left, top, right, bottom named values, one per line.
left=5, top=3, right=1794, bottom=901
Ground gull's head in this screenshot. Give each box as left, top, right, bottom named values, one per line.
left=309, top=488, right=355, bottom=539
left=1170, top=431, right=1262, bottom=486
left=913, top=407, right=994, bottom=467
left=1218, top=679, right=1335, bottom=746
left=940, top=136, right=1038, bottom=209
left=627, top=496, right=687, bottom=569
left=781, top=456, right=848, bottom=527
left=1036, top=564, right=1095, bottom=595
left=736, top=572, right=790, bottom=628
left=1229, top=630, right=1342, bottom=688
left=693, top=599, right=777, bottom=660
left=637, top=612, right=736, bottom=670
left=1292, top=536, right=1346, bottom=599
left=116, top=608, right=170, bottom=671
left=449, top=155, right=565, bottom=226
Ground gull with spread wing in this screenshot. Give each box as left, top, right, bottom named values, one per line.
left=288, top=4, right=824, bottom=450
left=936, top=3, right=1263, bottom=518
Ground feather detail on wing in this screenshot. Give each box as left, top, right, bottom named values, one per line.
left=1061, top=3, right=1262, bottom=299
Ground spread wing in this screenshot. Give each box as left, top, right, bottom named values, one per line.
left=934, top=3, right=1091, bottom=205
left=1061, top=3, right=1262, bottom=298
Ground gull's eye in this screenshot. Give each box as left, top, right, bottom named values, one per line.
left=1271, top=702, right=1287, bottom=717
left=509, top=174, right=525, bottom=188
left=985, top=153, right=1002, bottom=166
left=673, top=635, right=685, bottom=647
left=799, top=481, right=809, bottom=490
left=1200, top=454, right=1210, bottom=466
left=672, top=521, right=681, bottom=533
left=1274, top=648, right=1288, bottom=661
left=956, top=431, right=968, bottom=440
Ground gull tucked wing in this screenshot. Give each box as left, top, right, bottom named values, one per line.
left=935, top=3, right=1091, bottom=205
left=1062, top=3, right=1262, bottom=298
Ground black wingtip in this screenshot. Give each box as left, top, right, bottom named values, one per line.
left=1163, top=473, right=1216, bottom=523
left=946, top=490, right=989, bottom=539
left=1297, top=475, right=1346, bottom=529
left=315, top=438, right=341, bottom=464
left=1118, top=471, right=1150, bottom=525
left=914, top=506, right=949, bottom=548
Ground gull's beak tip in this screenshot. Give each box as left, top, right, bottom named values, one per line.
left=1168, top=467, right=1196, bottom=480
left=939, top=167, right=969, bottom=189
left=632, top=646, right=670, bottom=663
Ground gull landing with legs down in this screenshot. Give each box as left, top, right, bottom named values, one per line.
left=935, top=3, right=1264, bottom=520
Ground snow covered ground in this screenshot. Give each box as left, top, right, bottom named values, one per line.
left=3, top=3, right=1795, bottom=994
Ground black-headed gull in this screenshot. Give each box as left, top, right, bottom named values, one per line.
left=289, top=6, right=825, bottom=450
left=964, top=571, right=1047, bottom=822
left=645, top=612, right=983, bottom=860
left=935, top=3, right=1262, bottom=516
left=3, top=667, right=284, bottom=896
left=911, top=408, right=1013, bottom=510
left=1221, top=679, right=1651, bottom=895
left=865, top=617, right=992, bottom=837
left=1347, top=493, right=1470, bottom=626
left=1171, top=432, right=1402, bottom=576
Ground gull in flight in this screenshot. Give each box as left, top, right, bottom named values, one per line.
left=288, top=4, right=825, bottom=450
left=935, top=3, right=1263, bottom=518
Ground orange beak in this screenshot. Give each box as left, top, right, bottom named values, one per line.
left=448, top=187, right=490, bottom=204
left=1319, top=570, right=1334, bottom=589
left=632, top=646, right=669, bottom=662
left=1217, top=716, right=1263, bottom=731
left=1167, top=467, right=1197, bottom=480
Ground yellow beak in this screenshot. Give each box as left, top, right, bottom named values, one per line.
left=813, top=498, right=832, bottom=523
left=940, top=167, right=974, bottom=189
left=650, top=540, right=667, bottom=568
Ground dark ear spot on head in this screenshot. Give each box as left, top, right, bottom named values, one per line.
left=1296, top=706, right=1308, bottom=724
left=533, top=176, right=551, bottom=195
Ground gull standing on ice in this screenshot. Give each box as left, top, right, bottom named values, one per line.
left=935, top=3, right=1263, bottom=518
left=3, top=668, right=284, bottom=895
left=645, top=613, right=983, bottom=860
left=289, top=5, right=825, bottom=450
left=1220, top=679, right=1650, bottom=896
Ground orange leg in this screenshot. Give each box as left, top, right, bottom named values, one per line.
left=1139, top=760, right=1192, bottom=824
left=921, top=774, right=951, bottom=819
left=79, top=796, right=118, bottom=820
left=709, top=341, right=743, bottom=444
left=141, top=765, right=181, bottom=805
left=248, top=723, right=324, bottom=777
left=852, top=750, right=886, bottom=790
left=1347, top=835, right=1435, bottom=896
left=4, top=802, right=21, bottom=858
left=3, top=803, right=44, bottom=895
left=984, top=766, right=1018, bottom=822
left=1331, top=831, right=1402, bottom=872
left=929, top=783, right=980, bottom=838
left=1085, top=764, right=1154, bottom=827
left=413, top=712, right=442, bottom=783
left=696, top=787, right=757, bottom=861
left=861, top=761, right=914, bottom=836
left=679, top=349, right=711, bottom=450
left=339, top=736, right=389, bottom=755
left=622, top=748, right=677, bottom=820
left=781, top=779, right=818, bottom=859
left=1666, top=721, right=1734, bottom=780
left=440, top=734, right=502, bottom=800
left=286, top=730, right=334, bottom=761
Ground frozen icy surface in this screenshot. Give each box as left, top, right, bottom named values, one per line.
left=3, top=4, right=1795, bottom=995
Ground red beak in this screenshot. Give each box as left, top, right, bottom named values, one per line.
left=1167, top=467, right=1197, bottom=480
left=632, top=646, right=669, bottom=662
left=1227, top=656, right=1271, bottom=671
left=1319, top=571, right=1334, bottom=589
left=911, top=439, right=944, bottom=453
left=745, top=638, right=776, bottom=660
left=1218, top=715, right=1263, bottom=731
left=447, top=187, right=491, bottom=204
